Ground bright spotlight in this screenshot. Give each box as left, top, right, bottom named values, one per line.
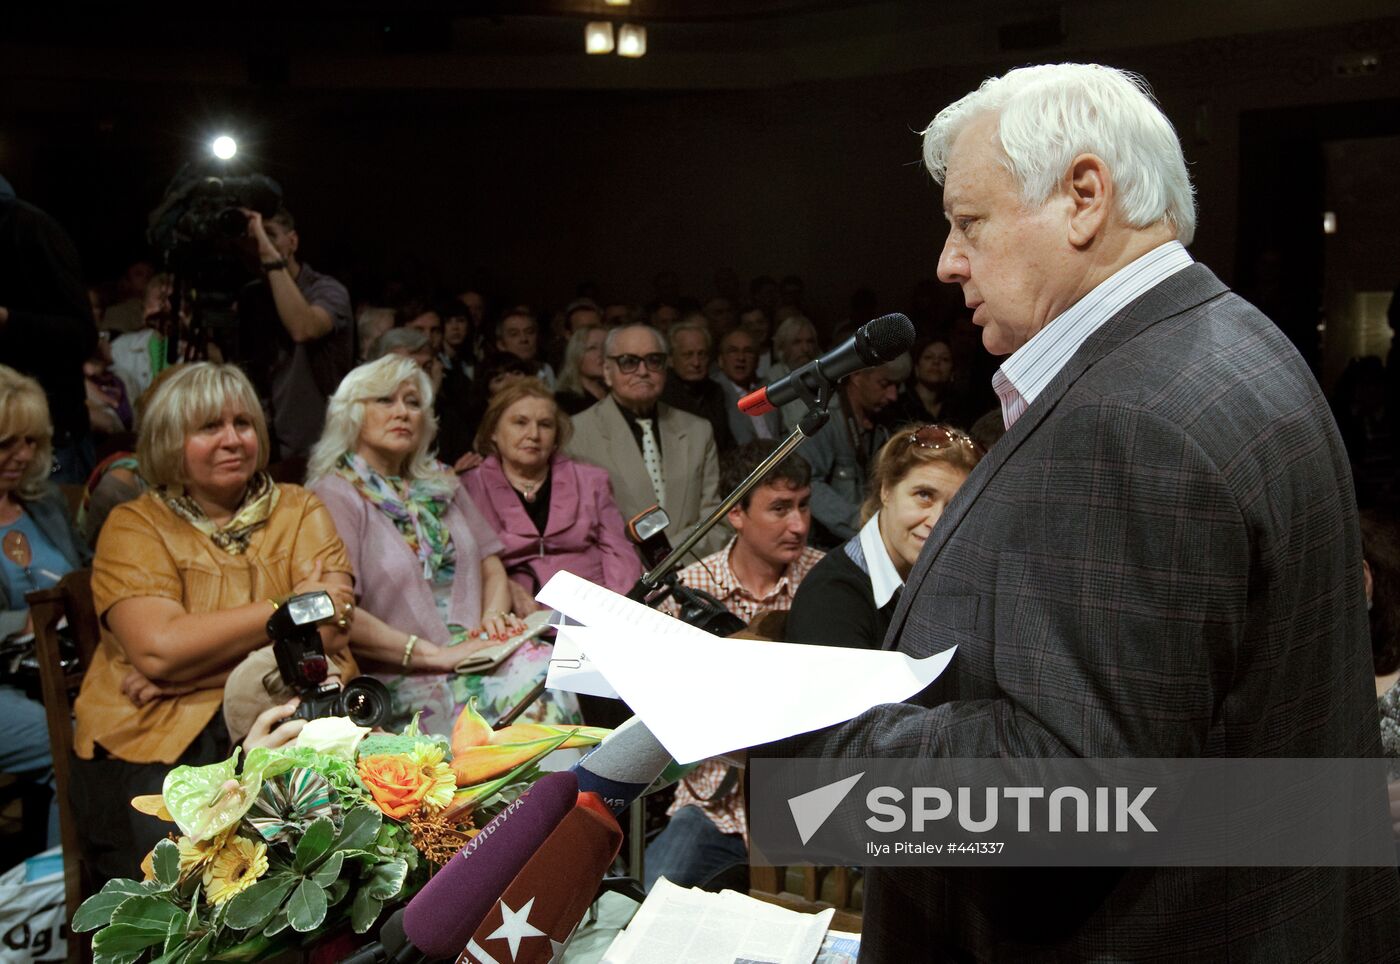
left=211, top=135, right=237, bottom=160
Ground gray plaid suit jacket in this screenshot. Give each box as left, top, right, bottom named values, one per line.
left=776, top=264, right=1400, bottom=961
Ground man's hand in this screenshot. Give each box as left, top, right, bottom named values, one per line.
left=242, top=209, right=281, bottom=262
left=453, top=450, right=483, bottom=474
left=243, top=700, right=306, bottom=750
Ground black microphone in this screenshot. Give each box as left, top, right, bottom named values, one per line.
left=738, top=312, right=915, bottom=416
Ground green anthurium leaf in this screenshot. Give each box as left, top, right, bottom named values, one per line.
left=151, top=838, right=181, bottom=886
left=222, top=875, right=297, bottom=932
left=285, top=878, right=329, bottom=933
left=332, top=805, right=382, bottom=854
left=363, top=857, right=409, bottom=901
left=73, top=879, right=148, bottom=932
left=293, top=815, right=336, bottom=873
left=350, top=888, right=383, bottom=935
left=310, top=850, right=344, bottom=888
left=109, top=894, right=183, bottom=934
left=91, top=922, right=168, bottom=957
left=163, top=749, right=275, bottom=842
left=261, top=907, right=290, bottom=938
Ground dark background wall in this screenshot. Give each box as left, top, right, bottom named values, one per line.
left=2, top=6, right=1398, bottom=352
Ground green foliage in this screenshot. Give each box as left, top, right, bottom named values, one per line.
left=285, top=878, right=329, bottom=933
left=293, top=816, right=336, bottom=872
left=73, top=879, right=149, bottom=933
left=222, top=877, right=296, bottom=932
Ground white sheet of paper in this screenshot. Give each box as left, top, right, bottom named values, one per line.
left=537, top=571, right=956, bottom=763
left=545, top=630, right=619, bottom=699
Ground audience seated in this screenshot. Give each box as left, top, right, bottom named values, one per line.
left=553, top=325, right=609, bottom=415
left=83, top=332, right=133, bottom=442
left=567, top=323, right=727, bottom=556
left=306, top=356, right=579, bottom=739
left=660, top=316, right=735, bottom=452
left=646, top=440, right=821, bottom=891
left=894, top=337, right=977, bottom=430
left=495, top=307, right=555, bottom=388
left=462, top=379, right=640, bottom=611
left=0, top=366, right=90, bottom=854
left=737, top=305, right=774, bottom=377
left=797, top=353, right=910, bottom=546
left=789, top=423, right=982, bottom=649
left=70, top=363, right=357, bottom=880
left=356, top=306, right=395, bottom=364
left=715, top=326, right=782, bottom=447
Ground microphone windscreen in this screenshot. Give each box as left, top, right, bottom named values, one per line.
left=861, top=312, right=916, bottom=362
left=458, top=792, right=623, bottom=964
left=570, top=716, right=673, bottom=815
left=403, top=770, right=579, bottom=959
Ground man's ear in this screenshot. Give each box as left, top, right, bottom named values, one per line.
left=727, top=503, right=747, bottom=533
left=287, top=229, right=300, bottom=257
left=1066, top=153, right=1112, bottom=248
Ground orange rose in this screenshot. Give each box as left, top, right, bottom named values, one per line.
left=358, top=754, right=433, bottom=819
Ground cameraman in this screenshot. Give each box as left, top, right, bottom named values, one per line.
left=240, top=208, right=352, bottom=460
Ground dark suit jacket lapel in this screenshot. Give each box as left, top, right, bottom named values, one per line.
left=882, top=262, right=1230, bottom=649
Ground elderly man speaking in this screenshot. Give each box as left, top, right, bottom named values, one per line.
left=769, top=65, right=1400, bottom=959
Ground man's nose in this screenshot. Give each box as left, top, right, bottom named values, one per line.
left=937, top=233, right=967, bottom=284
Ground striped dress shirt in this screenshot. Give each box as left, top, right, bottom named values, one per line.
left=994, top=240, right=1193, bottom=429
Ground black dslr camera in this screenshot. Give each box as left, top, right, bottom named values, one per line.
left=268, top=592, right=392, bottom=729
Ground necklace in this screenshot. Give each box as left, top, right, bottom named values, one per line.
left=504, top=466, right=548, bottom=504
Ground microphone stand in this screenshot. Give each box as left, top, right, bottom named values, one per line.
left=632, top=381, right=837, bottom=595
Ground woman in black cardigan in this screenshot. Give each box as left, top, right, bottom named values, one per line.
left=787, top=423, right=982, bottom=649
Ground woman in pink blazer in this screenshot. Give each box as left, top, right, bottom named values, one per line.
left=462, top=379, right=641, bottom=604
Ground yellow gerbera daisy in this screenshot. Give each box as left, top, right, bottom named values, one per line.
left=177, top=827, right=234, bottom=881
left=202, top=835, right=269, bottom=906
left=410, top=743, right=457, bottom=813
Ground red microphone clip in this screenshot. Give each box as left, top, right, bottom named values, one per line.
left=737, top=387, right=775, bottom=417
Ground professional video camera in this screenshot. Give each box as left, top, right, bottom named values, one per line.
left=145, top=163, right=284, bottom=364
left=268, top=591, right=392, bottom=728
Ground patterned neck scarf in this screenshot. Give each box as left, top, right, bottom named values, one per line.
left=335, top=452, right=456, bottom=580
left=157, top=471, right=279, bottom=555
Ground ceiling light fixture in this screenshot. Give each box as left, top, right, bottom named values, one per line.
left=617, top=23, right=647, bottom=58
left=585, top=21, right=615, bottom=54
left=604, top=0, right=632, bottom=6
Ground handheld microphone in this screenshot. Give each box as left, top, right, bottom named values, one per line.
left=350, top=771, right=580, bottom=962
left=569, top=716, right=676, bottom=816
left=738, top=312, right=915, bottom=417
left=458, top=792, right=623, bottom=964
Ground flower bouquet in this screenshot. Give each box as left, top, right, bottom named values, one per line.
left=73, top=704, right=609, bottom=964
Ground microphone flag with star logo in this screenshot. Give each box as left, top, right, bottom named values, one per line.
left=406, top=771, right=579, bottom=959
left=457, top=791, right=623, bottom=964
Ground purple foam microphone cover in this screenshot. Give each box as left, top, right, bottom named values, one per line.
left=403, top=769, right=579, bottom=959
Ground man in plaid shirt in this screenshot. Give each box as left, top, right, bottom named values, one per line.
left=645, top=440, right=824, bottom=890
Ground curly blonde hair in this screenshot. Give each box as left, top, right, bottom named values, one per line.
left=0, top=365, right=55, bottom=502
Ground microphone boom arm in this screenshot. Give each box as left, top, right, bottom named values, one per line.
left=636, top=380, right=836, bottom=592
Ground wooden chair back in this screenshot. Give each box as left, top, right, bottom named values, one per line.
left=27, top=568, right=99, bottom=964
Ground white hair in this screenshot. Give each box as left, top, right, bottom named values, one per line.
left=921, top=63, right=1196, bottom=246
left=603, top=323, right=668, bottom=358
left=772, top=315, right=817, bottom=365
left=306, top=355, right=450, bottom=487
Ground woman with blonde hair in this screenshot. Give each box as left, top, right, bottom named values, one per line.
left=308, top=356, right=577, bottom=737
left=552, top=325, right=609, bottom=415
left=462, top=378, right=639, bottom=604
left=71, top=362, right=356, bottom=879
left=788, top=424, right=982, bottom=649
left=0, top=365, right=89, bottom=853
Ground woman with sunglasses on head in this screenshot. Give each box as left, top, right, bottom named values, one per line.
left=0, top=365, right=89, bottom=854
left=787, top=424, right=983, bottom=649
